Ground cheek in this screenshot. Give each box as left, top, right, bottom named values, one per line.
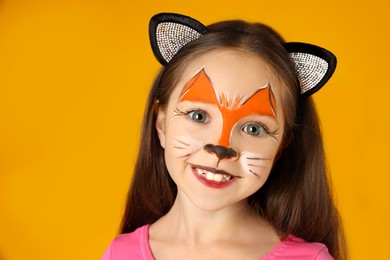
left=165, top=113, right=223, bottom=154
left=231, top=129, right=280, bottom=176
left=164, top=118, right=211, bottom=159
left=239, top=150, right=275, bottom=177
left=169, top=135, right=204, bottom=159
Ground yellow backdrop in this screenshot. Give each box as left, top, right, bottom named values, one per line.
left=0, top=0, right=389, bottom=259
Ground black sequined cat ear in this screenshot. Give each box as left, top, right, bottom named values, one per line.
left=149, top=13, right=208, bottom=65
left=285, top=42, right=337, bottom=96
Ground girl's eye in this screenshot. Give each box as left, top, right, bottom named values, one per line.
left=188, top=110, right=208, bottom=123
left=242, top=123, right=268, bottom=136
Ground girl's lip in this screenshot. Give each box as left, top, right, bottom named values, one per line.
left=190, top=164, right=239, bottom=178
left=191, top=165, right=238, bottom=189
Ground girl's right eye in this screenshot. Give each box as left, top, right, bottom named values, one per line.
left=187, top=110, right=209, bottom=123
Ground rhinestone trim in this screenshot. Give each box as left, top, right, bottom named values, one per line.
left=156, top=22, right=202, bottom=63
left=290, top=52, right=328, bottom=94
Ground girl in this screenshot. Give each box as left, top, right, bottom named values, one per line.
left=103, top=13, right=346, bottom=260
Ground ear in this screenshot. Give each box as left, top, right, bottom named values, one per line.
left=149, top=13, right=208, bottom=64
left=284, top=42, right=337, bottom=96
left=155, top=109, right=167, bottom=148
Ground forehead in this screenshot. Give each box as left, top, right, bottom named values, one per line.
left=175, top=49, right=283, bottom=100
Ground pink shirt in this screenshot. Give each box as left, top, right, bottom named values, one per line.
left=102, top=225, right=333, bottom=260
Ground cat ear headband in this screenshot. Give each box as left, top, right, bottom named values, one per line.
left=149, top=13, right=337, bottom=96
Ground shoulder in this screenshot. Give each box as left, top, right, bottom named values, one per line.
left=263, top=235, right=334, bottom=260
left=101, top=225, right=154, bottom=260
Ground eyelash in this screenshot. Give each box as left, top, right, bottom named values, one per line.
left=242, top=121, right=279, bottom=137
left=174, top=107, right=278, bottom=137
left=175, top=107, right=210, bottom=123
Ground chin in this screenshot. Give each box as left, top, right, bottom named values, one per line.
left=182, top=191, right=250, bottom=212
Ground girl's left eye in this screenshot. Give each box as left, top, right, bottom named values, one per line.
left=188, top=110, right=208, bottom=123
left=242, top=123, right=268, bottom=136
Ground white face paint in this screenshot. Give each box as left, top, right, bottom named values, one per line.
left=239, top=152, right=273, bottom=177
left=172, top=136, right=203, bottom=159
left=156, top=49, right=285, bottom=211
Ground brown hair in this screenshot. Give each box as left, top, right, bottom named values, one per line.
left=120, top=20, right=346, bottom=259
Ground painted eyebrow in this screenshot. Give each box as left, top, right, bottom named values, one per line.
left=179, top=68, right=277, bottom=118
left=178, top=67, right=220, bottom=105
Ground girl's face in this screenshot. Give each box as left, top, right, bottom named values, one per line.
left=156, top=49, right=285, bottom=211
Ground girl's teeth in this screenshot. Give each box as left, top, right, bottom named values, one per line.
left=195, top=168, right=232, bottom=183
left=213, top=174, right=223, bottom=182
left=223, top=175, right=231, bottom=181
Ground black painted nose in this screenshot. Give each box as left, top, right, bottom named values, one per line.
left=204, top=144, right=238, bottom=160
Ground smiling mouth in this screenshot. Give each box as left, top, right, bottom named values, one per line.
left=191, top=164, right=238, bottom=183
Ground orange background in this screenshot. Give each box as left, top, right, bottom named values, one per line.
left=0, top=0, right=389, bottom=259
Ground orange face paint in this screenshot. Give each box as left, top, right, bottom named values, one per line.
left=179, top=68, right=276, bottom=147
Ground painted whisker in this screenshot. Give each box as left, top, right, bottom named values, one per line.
left=172, top=136, right=204, bottom=159
left=246, top=157, right=271, bottom=160
left=248, top=164, right=266, bottom=168
left=176, top=139, right=190, bottom=146
left=249, top=169, right=259, bottom=177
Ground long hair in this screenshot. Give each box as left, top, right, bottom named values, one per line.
left=120, top=20, right=346, bottom=259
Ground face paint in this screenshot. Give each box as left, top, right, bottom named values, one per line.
left=158, top=50, right=283, bottom=210
left=172, top=136, right=204, bottom=159
left=239, top=151, right=273, bottom=177
left=179, top=68, right=277, bottom=147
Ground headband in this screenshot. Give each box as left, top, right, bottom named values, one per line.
left=149, top=13, right=337, bottom=96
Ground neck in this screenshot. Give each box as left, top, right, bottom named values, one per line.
left=153, top=190, right=263, bottom=245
